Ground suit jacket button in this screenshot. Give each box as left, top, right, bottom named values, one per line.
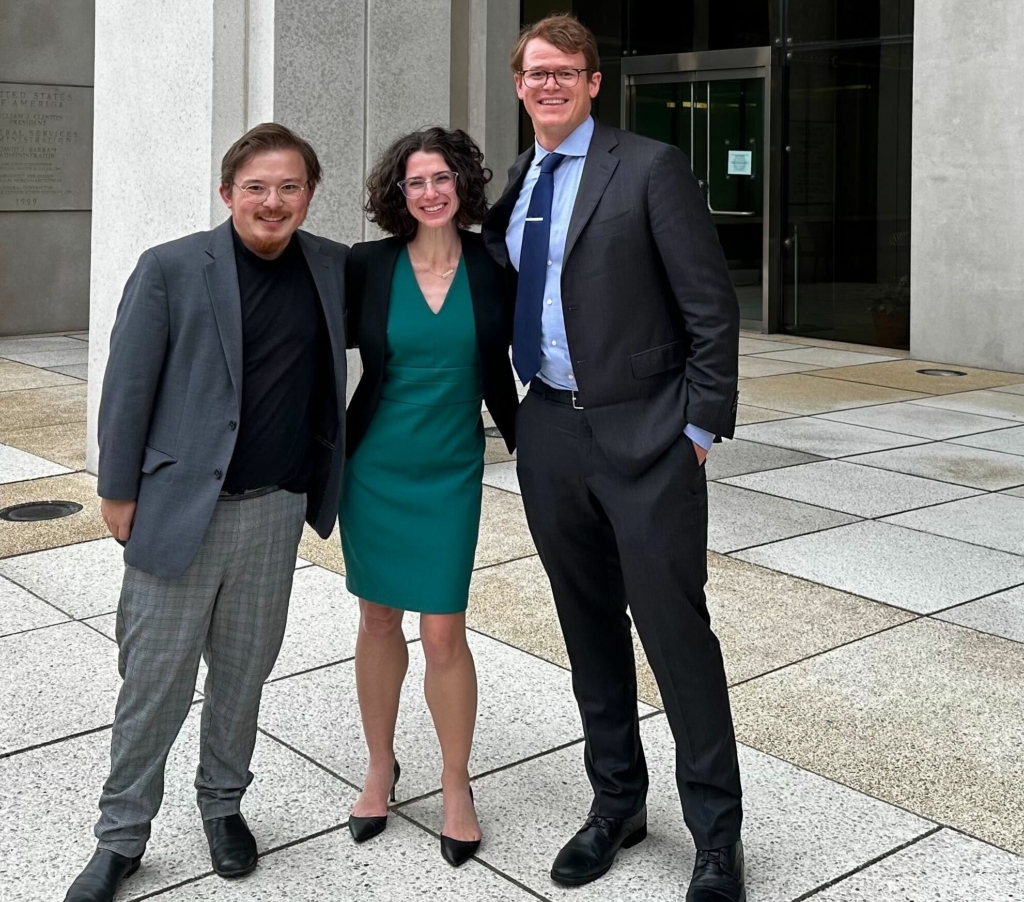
left=229, top=421, right=237, bottom=430
left=214, top=469, right=223, bottom=480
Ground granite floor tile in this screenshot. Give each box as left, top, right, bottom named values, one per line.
left=46, top=363, right=89, bottom=380
left=0, top=574, right=69, bottom=637
left=949, top=424, right=1024, bottom=457
left=817, top=401, right=1018, bottom=439
left=0, top=336, right=86, bottom=358
left=0, top=622, right=121, bottom=754
left=67, top=331, right=89, bottom=340
left=724, top=460, right=980, bottom=518
left=704, top=439, right=821, bottom=481
left=812, top=829, right=1024, bottom=901
left=297, top=522, right=346, bottom=574
left=258, top=631, right=655, bottom=800
left=757, top=335, right=911, bottom=356
left=0, top=383, right=88, bottom=430
left=482, top=460, right=520, bottom=494
left=0, top=708, right=358, bottom=902
left=403, top=715, right=931, bottom=902
left=0, top=537, right=125, bottom=618
left=0, top=359, right=79, bottom=392
left=736, top=375, right=924, bottom=415
left=0, top=443, right=71, bottom=484
left=807, top=359, right=1024, bottom=394
left=1006, top=486, right=1024, bottom=498
left=739, top=337, right=806, bottom=354
left=730, top=619, right=1024, bottom=854
left=733, top=417, right=927, bottom=458
left=707, top=482, right=859, bottom=553
left=154, top=819, right=534, bottom=902
left=883, top=493, right=1024, bottom=556
left=911, top=389, right=1024, bottom=423
left=738, top=356, right=823, bottom=378
left=0, top=420, right=88, bottom=469
left=0, top=473, right=108, bottom=558
left=735, top=521, right=1024, bottom=613
left=938, top=586, right=1024, bottom=644
left=734, top=404, right=796, bottom=426
left=475, top=485, right=536, bottom=568
left=757, top=347, right=900, bottom=368
left=991, top=382, right=1024, bottom=396
left=851, top=442, right=1024, bottom=490
left=2, top=347, right=90, bottom=368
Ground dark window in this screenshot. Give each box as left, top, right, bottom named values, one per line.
left=786, top=0, right=914, bottom=44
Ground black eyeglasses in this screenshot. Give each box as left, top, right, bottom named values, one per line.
left=517, top=68, right=593, bottom=88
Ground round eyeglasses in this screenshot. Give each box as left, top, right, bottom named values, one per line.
left=397, top=171, right=458, bottom=199
left=518, top=68, right=592, bottom=88
left=233, top=182, right=308, bottom=204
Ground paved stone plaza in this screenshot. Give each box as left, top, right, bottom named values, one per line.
left=1, top=332, right=1024, bottom=900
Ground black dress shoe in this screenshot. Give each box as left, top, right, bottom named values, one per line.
left=686, top=840, right=746, bottom=902
left=203, top=813, right=258, bottom=878
left=64, top=849, right=142, bottom=902
left=550, top=806, right=647, bottom=886
left=349, top=761, right=401, bottom=844
left=439, top=785, right=480, bottom=867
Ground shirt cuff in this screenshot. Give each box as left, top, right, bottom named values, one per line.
left=684, top=423, right=715, bottom=452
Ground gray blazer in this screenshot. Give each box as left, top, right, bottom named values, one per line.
left=483, top=120, right=740, bottom=475
left=97, top=219, right=348, bottom=578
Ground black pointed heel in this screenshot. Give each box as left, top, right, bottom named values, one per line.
left=348, top=760, right=401, bottom=844
left=440, top=785, right=481, bottom=867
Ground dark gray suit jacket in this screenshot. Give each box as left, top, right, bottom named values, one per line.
left=97, top=219, right=348, bottom=578
left=483, top=120, right=739, bottom=475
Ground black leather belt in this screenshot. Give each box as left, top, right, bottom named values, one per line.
left=529, top=381, right=584, bottom=409
left=219, top=485, right=278, bottom=500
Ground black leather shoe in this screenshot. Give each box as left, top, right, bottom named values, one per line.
left=440, top=785, right=480, bottom=867
left=349, top=761, right=401, bottom=844
left=686, top=840, right=746, bottom=902
left=550, top=807, right=647, bottom=886
left=203, top=813, right=258, bottom=878
left=64, top=849, right=142, bottom=902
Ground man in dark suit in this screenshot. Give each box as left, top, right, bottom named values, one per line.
left=483, top=15, right=744, bottom=902
left=64, top=123, right=348, bottom=902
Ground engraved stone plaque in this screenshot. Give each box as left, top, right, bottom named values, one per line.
left=0, top=83, right=94, bottom=211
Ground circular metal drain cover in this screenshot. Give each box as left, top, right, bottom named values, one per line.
left=916, top=368, right=968, bottom=377
left=483, top=426, right=502, bottom=439
left=0, top=501, right=83, bottom=522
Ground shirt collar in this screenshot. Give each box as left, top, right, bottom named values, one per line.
left=533, top=116, right=595, bottom=165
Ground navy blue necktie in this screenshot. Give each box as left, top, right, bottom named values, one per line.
left=513, top=152, right=566, bottom=385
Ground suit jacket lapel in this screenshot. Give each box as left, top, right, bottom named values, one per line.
left=204, top=220, right=244, bottom=410
left=484, top=148, right=535, bottom=265
left=564, top=122, right=620, bottom=263
left=297, top=230, right=346, bottom=408
left=367, top=238, right=404, bottom=373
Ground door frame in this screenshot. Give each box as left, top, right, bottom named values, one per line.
left=621, top=47, right=777, bottom=333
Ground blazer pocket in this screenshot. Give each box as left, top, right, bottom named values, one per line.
left=630, top=341, right=687, bottom=379
left=141, top=445, right=177, bottom=474
left=585, top=210, right=633, bottom=239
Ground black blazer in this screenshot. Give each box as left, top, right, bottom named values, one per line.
left=345, top=229, right=518, bottom=457
left=483, top=119, right=740, bottom=476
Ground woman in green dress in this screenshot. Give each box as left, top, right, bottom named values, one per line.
left=341, top=128, right=518, bottom=865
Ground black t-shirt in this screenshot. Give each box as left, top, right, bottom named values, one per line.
left=223, top=225, right=326, bottom=494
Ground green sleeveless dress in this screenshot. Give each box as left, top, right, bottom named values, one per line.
left=340, top=248, right=484, bottom=613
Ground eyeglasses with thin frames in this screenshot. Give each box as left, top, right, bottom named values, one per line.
left=233, top=182, right=308, bottom=204
left=397, top=170, right=459, bottom=199
left=517, top=68, right=592, bottom=88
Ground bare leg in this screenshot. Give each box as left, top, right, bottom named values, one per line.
left=420, top=612, right=481, bottom=842
left=352, top=600, right=407, bottom=817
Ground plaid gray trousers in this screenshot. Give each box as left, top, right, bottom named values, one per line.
left=94, top=488, right=306, bottom=857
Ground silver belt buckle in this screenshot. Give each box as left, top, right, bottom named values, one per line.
left=571, top=390, right=583, bottom=410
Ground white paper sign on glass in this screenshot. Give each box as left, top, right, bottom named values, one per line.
left=727, top=150, right=753, bottom=176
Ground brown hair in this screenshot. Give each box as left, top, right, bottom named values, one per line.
left=510, top=13, right=600, bottom=74
left=365, top=127, right=492, bottom=238
left=220, top=122, right=323, bottom=191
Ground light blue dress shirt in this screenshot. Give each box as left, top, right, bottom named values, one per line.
left=505, top=117, right=715, bottom=452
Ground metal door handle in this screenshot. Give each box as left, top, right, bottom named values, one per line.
left=710, top=209, right=755, bottom=217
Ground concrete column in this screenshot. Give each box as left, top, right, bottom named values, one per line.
left=87, top=0, right=453, bottom=472
left=911, top=0, right=1024, bottom=372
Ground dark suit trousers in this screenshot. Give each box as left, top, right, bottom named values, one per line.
left=516, top=386, right=743, bottom=849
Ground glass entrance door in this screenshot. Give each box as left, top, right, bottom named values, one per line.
left=626, top=59, right=770, bottom=328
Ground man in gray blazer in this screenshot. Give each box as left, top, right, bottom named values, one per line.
left=483, top=15, right=744, bottom=902
left=64, top=123, right=348, bottom=902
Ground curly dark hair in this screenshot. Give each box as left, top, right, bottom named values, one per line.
left=365, top=127, right=492, bottom=237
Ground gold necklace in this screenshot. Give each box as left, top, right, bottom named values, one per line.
left=410, top=250, right=459, bottom=279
